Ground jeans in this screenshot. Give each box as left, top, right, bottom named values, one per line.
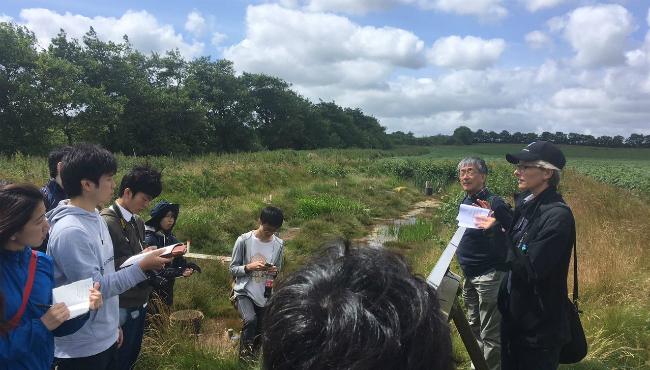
left=236, top=295, right=265, bottom=361
left=463, top=269, right=506, bottom=370
left=117, top=305, right=147, bottom=370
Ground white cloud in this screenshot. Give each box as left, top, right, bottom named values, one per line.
left=285, top=0, right=507, bottom=19
left=524, top=0, right=567, bottom=13
left=427, top=35, right=505, bottom=69
left=185, top=11, right=207, bottom=37
left=525, top=30, right=552, bottom=49
left=211, top=32, right=227, bottom=47
left=0, top=14, right=13, bottom=23
left=429, top=0, right=507, bottom=19
left=558, top=4, right=635, bottom=67
left=551, top=88, right=607, bottom=108
left=224, top=4, right=425, bottom=88
left=16, top=8, right=204, bottom=58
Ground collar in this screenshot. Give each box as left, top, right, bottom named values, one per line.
left=114, top=201, right=134, bottom=222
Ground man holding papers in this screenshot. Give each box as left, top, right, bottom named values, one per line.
left=101, top=165, right=163, bottom=370
left=47, top=145, right=171, bottom=370
left=455, top=157, right=512, bottom=370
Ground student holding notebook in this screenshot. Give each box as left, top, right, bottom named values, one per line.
left=0, top=183, right=102, bottom=370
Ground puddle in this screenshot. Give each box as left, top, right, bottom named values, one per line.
left=356, top=198, right=440, bottom=248
left=357, top=217, right=418, bottom=247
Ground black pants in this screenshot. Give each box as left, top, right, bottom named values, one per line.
left=501, top=336, right=561, bottom=370
left=236, top=295, right=265, bottom=360
left=54, top=343, right=117, bottom=370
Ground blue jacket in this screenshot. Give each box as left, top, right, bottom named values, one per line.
left=41, top=180, right=67, bottom=212
left=1, top=247, right=87, bottom=370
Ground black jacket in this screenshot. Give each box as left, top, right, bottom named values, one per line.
left=456, top=188, right=512, bottom=277
left=144, top=228, right=186, bottom=306
left=499, top=186, right=575, bottom=348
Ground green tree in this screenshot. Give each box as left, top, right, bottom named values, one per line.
left=452, top=126, right=474, bottom=145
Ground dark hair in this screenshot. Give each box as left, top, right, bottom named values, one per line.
left=260, top=206, right=283, bottom=228
left=0, top=183, right=46, bottom=335
left=262, top=239, right=453, bottom=370
left=61, top=144, right=117, bottom=197
left=118, top=165, right=162, bottom=198
left=47, top=146, right=73, bottom=179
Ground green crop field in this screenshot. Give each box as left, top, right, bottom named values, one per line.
left=1, top=144, right=648, bottom=369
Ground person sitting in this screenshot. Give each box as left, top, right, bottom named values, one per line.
left=261, top=239, right=454, bottom=370
left=0, top=183, right=102, bottom=370
left=144, top=200, right=198, bottom=310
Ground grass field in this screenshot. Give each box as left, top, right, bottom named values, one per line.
left=1, top=144, right=648, bottom=369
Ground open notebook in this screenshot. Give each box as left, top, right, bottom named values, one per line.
left=53, top=278, right=93, bottom=319
left=119, top=242, right=189, bottom=268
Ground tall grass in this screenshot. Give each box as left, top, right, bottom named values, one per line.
left=403, top=167, right=650, bottom=369
left=2, top=146, right=649, bottom=368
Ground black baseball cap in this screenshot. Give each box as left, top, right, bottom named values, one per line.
left=506, top=141, right=566, bottom=170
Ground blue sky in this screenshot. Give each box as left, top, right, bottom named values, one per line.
left=2, top=0, right=650, bottom=136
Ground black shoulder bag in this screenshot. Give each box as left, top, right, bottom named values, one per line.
left=559, top=225, right=588, bottom=364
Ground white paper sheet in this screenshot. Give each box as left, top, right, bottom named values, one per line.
left=119, top=244, right=185, bottom=268
left=52, top=278, right=93, bottom=319
left=456, top=204, right=490, bottom=229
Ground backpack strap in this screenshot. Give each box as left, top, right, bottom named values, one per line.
left=8, top=250, right=38, bottom=330
left=570, top=224, right=579, bottom=310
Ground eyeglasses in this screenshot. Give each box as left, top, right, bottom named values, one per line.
left=514, top=164, right=543, bottom=172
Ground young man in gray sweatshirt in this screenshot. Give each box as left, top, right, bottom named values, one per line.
left=47, top=144, right=171, bottom=370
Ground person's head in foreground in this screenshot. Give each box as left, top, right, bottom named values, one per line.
left=506, top=141, right=565, bottom=196
left=262, top=239, right=453, bottom=370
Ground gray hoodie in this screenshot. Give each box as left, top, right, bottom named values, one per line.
left=46, top=202, right=147, bottom=358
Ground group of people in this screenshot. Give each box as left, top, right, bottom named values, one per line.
left=452, top=141, right=576, bottom=369
left=1, top=140, right=577, bottom=370
left=241, top=141, right=576, bottom=370
left=1, top=144, right=199, bottom=370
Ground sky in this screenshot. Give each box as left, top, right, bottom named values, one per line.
left=2, top=0, right=650, bottom=137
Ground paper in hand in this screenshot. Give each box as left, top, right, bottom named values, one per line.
left=456, top=204, right=490, bottom=229
left=119, top=243, right=187, bottom=268
left=52, top=278, right=93, bottom=319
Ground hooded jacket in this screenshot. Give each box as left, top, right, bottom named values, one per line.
left=46, top=202, right=147, bottom=358
left=0, top=247, right=87, bottom=370
left=229, top=231, right=284, bottom=306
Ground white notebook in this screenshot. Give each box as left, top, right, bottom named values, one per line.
left=52, top=278, right=93, bottom=319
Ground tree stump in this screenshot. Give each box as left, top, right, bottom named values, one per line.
left=170, top=309, right=205, bottom=335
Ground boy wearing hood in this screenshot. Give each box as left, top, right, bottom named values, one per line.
left=100, top=165, right=162, bottom=370
left=46, top=144, right=171, bottom=370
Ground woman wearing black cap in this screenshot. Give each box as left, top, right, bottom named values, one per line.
left=476, top=141, right=576, bottom=369
left=144, top=201, right=198, bottom=310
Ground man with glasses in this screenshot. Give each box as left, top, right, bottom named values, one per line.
left=456, top=157, right=512, bottom=370
left=229, top=206, right=285, bottom=362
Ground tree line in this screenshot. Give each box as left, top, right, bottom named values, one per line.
left=0, top=22, right=391, bottom=156
left=389, top=126, right=650, bottom=148
left=2, top=22, right=647, bottom=156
